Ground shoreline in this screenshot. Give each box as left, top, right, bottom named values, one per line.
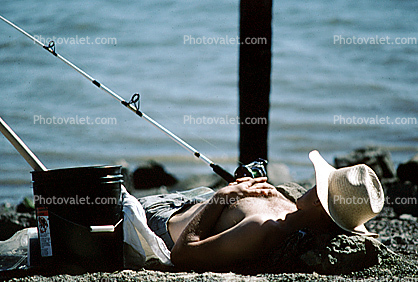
left=1, top=147, right=418, bottom=280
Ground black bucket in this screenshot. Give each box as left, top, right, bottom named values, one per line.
left=31, top=165, right=124, bottom=273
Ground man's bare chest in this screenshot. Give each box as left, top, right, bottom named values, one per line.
left=212, top=194, right=297, bottom=234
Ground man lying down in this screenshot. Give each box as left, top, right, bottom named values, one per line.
left=136, top=150, right=385, bottom=271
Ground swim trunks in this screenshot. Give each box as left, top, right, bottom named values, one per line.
left=138, top=187, right=215, bottom=250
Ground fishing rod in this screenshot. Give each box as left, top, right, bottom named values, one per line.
left=0, top=15, right=235, bottom=183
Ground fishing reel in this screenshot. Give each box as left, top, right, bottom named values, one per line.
left=234, top=158, right=268, bottom=179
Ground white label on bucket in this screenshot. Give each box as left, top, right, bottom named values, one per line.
left=36, top=207, right=53, bottom=257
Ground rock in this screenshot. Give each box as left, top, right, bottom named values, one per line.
left=0, top=212, right=37, bottom=241
left=121, top=166, right=135, bottom=192
left=386, top=181, right=418, bottom=216
left=334, top=147, right=396, bottom=180
left=16, top=197, right=35, bottom=213
left=261, top=229, right=393, bottom=275
left=267, top=163, right=293, bottom=186
left=384, top=154, right=418, bottom=217
left=268, top=229, right=393, bottom=275
left=318, top=235, right=391, bottom=274
left=276, top=182, right=308, bottom=203
left=115, top=159, right=135, bottom=192
left=132, top=162, right=178, bottom=189
left=0, top=202, right=14, bottom=213
left=399, top=214, right=417, bottom=221
left=397, top=153, right=418, bottom=185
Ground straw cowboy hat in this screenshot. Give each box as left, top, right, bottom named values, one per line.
left=309, top=150, right=385, bottom=237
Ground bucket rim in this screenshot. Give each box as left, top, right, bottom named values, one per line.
left=31, top=165, right=122, bottom=175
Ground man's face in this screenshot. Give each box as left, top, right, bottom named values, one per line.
left=296, top=186, right=319, bottom=211
left=285, top=185, right=335, bottom=232
left=282, top=185, right=329, bottom=231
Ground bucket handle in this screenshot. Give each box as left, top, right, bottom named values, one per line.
left=90, top=218, right=123, bottom=233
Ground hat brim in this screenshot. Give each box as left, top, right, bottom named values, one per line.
left=308, top=150, right=378, bottom=238
left=346, top=224, right=378, bottom=238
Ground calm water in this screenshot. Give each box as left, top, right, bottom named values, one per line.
left=1, top=0, right=417, bottom=203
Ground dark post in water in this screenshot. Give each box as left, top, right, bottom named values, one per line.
left=238, top=0, right=272, bottom=165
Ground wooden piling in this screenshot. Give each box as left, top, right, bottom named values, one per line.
left=238, top=0, right=272, bottom=164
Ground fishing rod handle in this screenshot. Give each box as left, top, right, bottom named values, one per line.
left=211, top=163, right=235, bottom=183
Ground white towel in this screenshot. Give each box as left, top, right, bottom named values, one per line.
left=121, top=186, right=173, bottom=268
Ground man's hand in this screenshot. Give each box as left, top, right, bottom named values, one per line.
left=216, top=177, right=277, bottom=204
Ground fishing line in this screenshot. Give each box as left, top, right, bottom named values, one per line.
left=148, top=104, right=227, bottom=153
left=0, top=15, right=235, bottom=182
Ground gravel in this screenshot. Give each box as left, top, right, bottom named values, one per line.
left=1, top=206, right=417, bottom=281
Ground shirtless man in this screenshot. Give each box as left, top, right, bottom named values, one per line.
left=169, top=177, right=326, bottom=270
left=139, top=150, right=385, bottom=271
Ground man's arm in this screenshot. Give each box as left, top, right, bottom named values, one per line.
left=170, top=177, right=279, bottom=270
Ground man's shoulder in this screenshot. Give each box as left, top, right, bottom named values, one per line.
left=235, top=215, right=290, bottom=255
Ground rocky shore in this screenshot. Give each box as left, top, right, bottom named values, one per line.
left=1, top=147, right=418, bottom=281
